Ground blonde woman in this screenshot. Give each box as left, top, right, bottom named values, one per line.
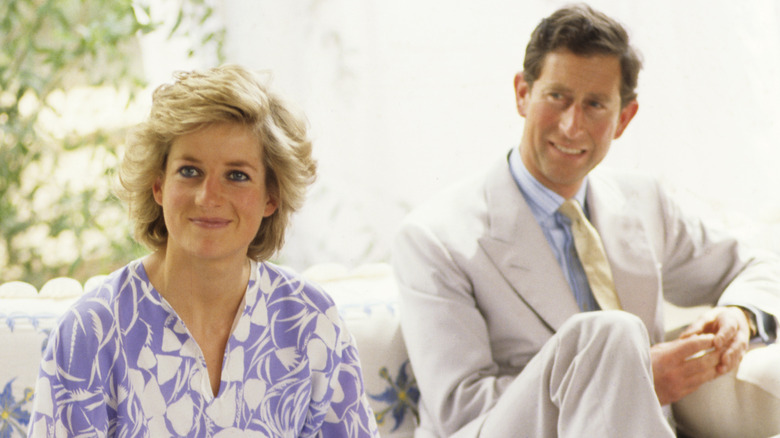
left=28, top=65, right=378, bottom=437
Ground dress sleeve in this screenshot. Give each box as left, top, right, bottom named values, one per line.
left=306, top=312, right=379, bottom=438
left=27, top=304, right=113, bottom=437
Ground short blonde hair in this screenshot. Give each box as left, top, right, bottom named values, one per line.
left=117, top=65, right=317, bottom=261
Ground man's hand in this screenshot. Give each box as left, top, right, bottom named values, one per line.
left=651, top=307, right=752, bottom=406
left=680, top=306, right=751, bottom=374
left=650, top=334, right=719, bottom=405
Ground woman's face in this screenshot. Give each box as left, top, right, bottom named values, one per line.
left=153, top=122, right=277, bottom=263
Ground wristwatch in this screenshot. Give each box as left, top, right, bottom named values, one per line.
left=735, top=306, right=777, bottom=344
left=740, top=307, right=758, bottom=339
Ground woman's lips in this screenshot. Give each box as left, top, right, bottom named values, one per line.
left=190, top=217, right=231, bottom=228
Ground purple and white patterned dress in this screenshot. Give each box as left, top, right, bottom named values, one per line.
left=27, top=259, right=378, bottom=437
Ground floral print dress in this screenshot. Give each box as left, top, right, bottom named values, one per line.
left=27, top=259, right=378, bottom=437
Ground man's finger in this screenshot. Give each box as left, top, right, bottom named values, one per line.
left=668, top=334, right=716, bottom=362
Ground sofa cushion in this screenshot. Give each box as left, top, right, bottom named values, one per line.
left=673, top=344, right=780, bottom=438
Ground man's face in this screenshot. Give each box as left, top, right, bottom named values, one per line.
left=515, top=50, right=638, bottom=199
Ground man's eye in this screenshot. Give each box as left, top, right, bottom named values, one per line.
left=178, top=166, right=199, bottom=178
left=228, top=171, right=249, bottom=182
left=546, top=93, right=569, bottom=106
left=588, top=101, right=604, bottom=109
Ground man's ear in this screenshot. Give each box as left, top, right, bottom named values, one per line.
left=514, top=72, right=531, bottom=117
left=614, top=99, right=639, bottom=139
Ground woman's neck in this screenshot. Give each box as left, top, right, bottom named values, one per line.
left=143, top=248, right=253, bottom=397
left=143, top=249, right=251, bottom=328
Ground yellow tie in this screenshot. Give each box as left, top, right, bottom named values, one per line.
left=558, top=199, right=622, bottom=310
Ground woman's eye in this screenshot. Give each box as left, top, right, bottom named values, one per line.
left=178, top=166, right=200, bottom=178
left=228, top=170, right=250, bottom=182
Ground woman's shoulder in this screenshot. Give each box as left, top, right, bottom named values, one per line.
left=77, top=260, right=146, bottom=302
left=249, top=262, right=353, bottom=365
left=56, top=260, right=150, bottom=331
left=254, top=261, right=341, bottom=321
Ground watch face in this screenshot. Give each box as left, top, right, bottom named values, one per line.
left=748, top=312, right=758, bottom=338
left=750, top=309, right=777, bottom=344
left=767, top=315, right=778, bottom=343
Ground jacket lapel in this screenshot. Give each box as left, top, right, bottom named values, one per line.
left=477, top=159, right=580, bottom=332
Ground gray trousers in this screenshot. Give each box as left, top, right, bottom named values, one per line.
left=453, top=311, right=675, bottom=438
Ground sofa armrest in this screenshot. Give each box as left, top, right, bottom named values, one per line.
left=0, top=278, right=84, bottom=437
left=662, top=301, right=780, bottom=437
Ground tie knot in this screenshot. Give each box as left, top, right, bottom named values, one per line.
left=558, top=199, right=585, bottom=223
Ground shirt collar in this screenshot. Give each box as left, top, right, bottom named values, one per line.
left=508, top=147, right=589, bottom=218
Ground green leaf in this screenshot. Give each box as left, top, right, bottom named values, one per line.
left=1, top=0, right=225, bottom=288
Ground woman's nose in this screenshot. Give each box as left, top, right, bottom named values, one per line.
left=196, top=176, right=223, bottom=206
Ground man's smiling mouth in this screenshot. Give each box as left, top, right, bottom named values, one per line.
left=552, top=142, right=585, bottom=155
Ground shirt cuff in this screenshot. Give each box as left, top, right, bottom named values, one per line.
left=731, top=305, right=777, bottom=344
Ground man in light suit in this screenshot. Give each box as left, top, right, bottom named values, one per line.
left=393, top=4, right=780, bottom=437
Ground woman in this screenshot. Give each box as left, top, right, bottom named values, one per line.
left=28, top=65, right=378, bottom=437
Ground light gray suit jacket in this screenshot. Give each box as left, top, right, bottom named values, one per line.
left=393, top=156, right=780, bottom=437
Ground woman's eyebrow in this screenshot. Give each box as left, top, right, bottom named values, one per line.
left=226, top=160, right=259, bottom=171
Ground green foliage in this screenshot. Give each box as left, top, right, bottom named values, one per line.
left=0, top=0, right=224, bottom=288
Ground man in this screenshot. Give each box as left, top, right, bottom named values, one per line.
left=393, top=4, right=780, bottom=437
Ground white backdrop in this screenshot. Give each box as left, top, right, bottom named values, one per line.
left=140, top=0, right=780, bottom=269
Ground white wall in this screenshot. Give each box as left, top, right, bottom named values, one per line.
left=143, top=0, right=780, bottom=269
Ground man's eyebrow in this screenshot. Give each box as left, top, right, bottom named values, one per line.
left=542, top=83, right=571, bottom=93
left=541, top=83, right=616, bottom=101
left=586, top=92, right=613, bottom=101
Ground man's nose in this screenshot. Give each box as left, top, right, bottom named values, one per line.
left=559, top=104, right=584, bottom=138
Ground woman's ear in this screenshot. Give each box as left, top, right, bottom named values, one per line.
left=263, top=195, right=279, bottom=218
left=152, top=175, right=164, bottom=206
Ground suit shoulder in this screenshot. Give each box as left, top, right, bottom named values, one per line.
left=590, top=166, right=666, bottom=199
left=592, top=166, right=657, bottom=186
left=399, top=162, right=495, bottom=235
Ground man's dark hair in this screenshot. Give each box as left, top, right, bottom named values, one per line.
left=523, top=4, right=642, bottom=106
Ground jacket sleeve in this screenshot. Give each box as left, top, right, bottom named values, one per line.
left=656, top=179, right=780, bottom=330
left=392, top=216, right=516, bottom=436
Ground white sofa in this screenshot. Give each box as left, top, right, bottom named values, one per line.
left=2, top=264, right=779, bottom=437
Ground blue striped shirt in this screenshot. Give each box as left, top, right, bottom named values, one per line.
left=508, top=147, right=600, bottom=311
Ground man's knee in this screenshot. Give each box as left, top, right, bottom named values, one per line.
left=547, top=311, right=660, bottom=427
left=562, top=310, right=646, bottom=337
left=558, top=311, right=650, bottom=356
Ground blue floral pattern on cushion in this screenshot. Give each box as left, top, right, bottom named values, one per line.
left=0, top=379, right=32, bottom=438
left=370, top=360, right=420, bottom=431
